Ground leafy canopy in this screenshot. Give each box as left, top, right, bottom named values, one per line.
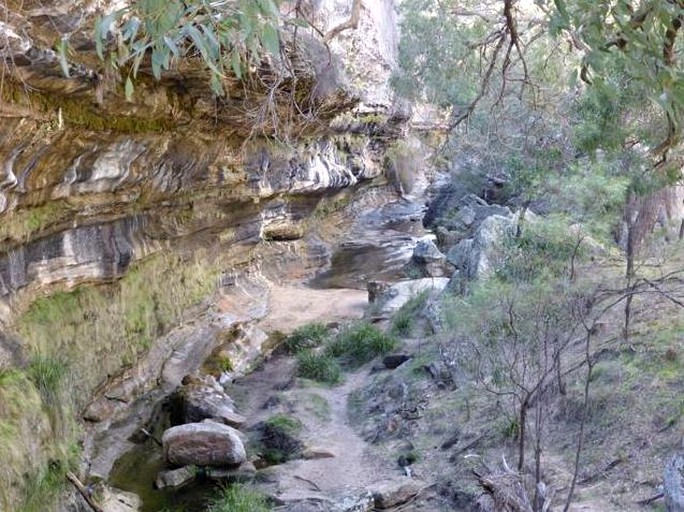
left=91, top=0, right=285, bottom=98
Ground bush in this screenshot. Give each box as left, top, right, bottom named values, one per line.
left=282, top=323, right=329, bottom=354
left=496, top=215, right=583, bottom=282
left=208, top=484, right=270, bottom=512
left=326, top=323, right=397, bottom=367
left=296, top=351, right=342, bottom=385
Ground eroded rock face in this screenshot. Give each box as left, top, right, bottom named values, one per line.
left=162, top=421, right=246, bottom=467
left=665, top=453, right=684, bottom=512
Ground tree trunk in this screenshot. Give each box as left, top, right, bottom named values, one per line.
left=518, top=397, right=528, bottom=471
left=516, top=200, right=531, bottom=239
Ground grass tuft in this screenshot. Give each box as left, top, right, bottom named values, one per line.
left=296, top=351, right=342, bottom=385
left=208, top=484, right=270, bottom=512
left=282, top=323, right=329, bottom=354
left=326, top=322, right=397, bottom=367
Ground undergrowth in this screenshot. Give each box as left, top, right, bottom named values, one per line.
left=296, top=351, right=342, bottom=385
left=208, top=484, right=270, bottom=512
left=390, top=290, right=429, bottom=336
left=326, top=322, right=397, bottom=368
left=283, top=323, right=329, bottom=354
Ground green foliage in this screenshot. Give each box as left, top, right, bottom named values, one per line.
left=208, top=484, right=270, bottom=512
left=296, top=351, right=342, bottom=385
left=26, top=355, right=68, bottom=408
left=260, top=414, right=304, bottom=464
left=283, top=323, right=329, bottom=354
left=392, top=0, right=487, bottom=106
left=495, top=215, right=584, bottom=282
left=326, top=322, right=397, bottom=367
left=390, top=290, right=429, bottom=336
left=548, top=0, right=684, bottom=147
left=265, top=414, right=302, bottom=436
left=17, top=252, right=219, bottom=406
left=91, top=0, right=285, bottom=97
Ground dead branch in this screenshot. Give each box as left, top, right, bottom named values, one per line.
left=66, top=471, right=104, bottom=512
left=323, top=0, right=362, bottom=43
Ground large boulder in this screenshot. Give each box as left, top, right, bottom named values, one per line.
left=446, top=214, right=517, bottom=282
left=162, top=421, right=246, bottom=467
left=172, top=375, right=246, bottom=428
left=371, top=278, right=450, bottom=316
left=665, top=453, right=684, bottom=511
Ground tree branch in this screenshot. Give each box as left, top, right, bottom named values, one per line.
left=323, top=0, right=362, bottom=43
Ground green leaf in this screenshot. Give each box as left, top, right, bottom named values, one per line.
left=56, top=37, right=70, bottom=78
left=261, top=24, right=280, bottom=55
left=231, top=50, right=242, bottom=79
left=94, top=17, right=104, bottom=59
left=125, top=76, right=134, bottom=102
left=256, top=0, right=280, bottom=17
left=164, top=35, right=180, bottom=59
left=210, top=72, right=225, bottom=96
left=122, top=17, right=141, bottom=43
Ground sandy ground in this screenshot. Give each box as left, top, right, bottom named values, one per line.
left=256, top=285, right=368, bottom=334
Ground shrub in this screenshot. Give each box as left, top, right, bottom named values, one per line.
left=296, top=351, right=342, bottom=385
left=326, top=322, right=397, bottom=367
left=208, top=484, right=270, bottom=512
left=282, top=323, right=329, bottom=354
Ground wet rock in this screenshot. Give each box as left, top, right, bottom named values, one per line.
left=665, top=453, right=684, bottom=511
left=206, top=461, right=257, bottom=482
left=372, top=480, right=422, bottom=509
left=383, top=353, right=412, bottom=369
left=100, top=486, right=142, bottom=512
left=172, top=374, right=245, bottom=428
left=162, top=421, right=246, bottom=467
left=155, top=466, right=196, bottom=490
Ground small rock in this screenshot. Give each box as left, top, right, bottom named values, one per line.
left=206, top=461, right=257, bottom=482
left=383, top=354, right=412, bottom=370
left=155, top=466, right=196, bottom=489
left=302, top=447, right=336, bottom=459
left=373, top=480, right=422, bottom=509
left=412, top=238, right=445, bottom=264
left=162, top=421, right=246, bottom=467
left=100, top=486, right=142, bottom=512
left=83, top=397, right=118, bottom=423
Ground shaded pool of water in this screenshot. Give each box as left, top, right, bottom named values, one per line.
left=109, top=439, right=216, bottom=512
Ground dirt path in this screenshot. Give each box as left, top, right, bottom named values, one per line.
left=220, top=282, right=411, bottom=507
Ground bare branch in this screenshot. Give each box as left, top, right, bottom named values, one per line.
left=323, top=0, right=362, bottom=43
